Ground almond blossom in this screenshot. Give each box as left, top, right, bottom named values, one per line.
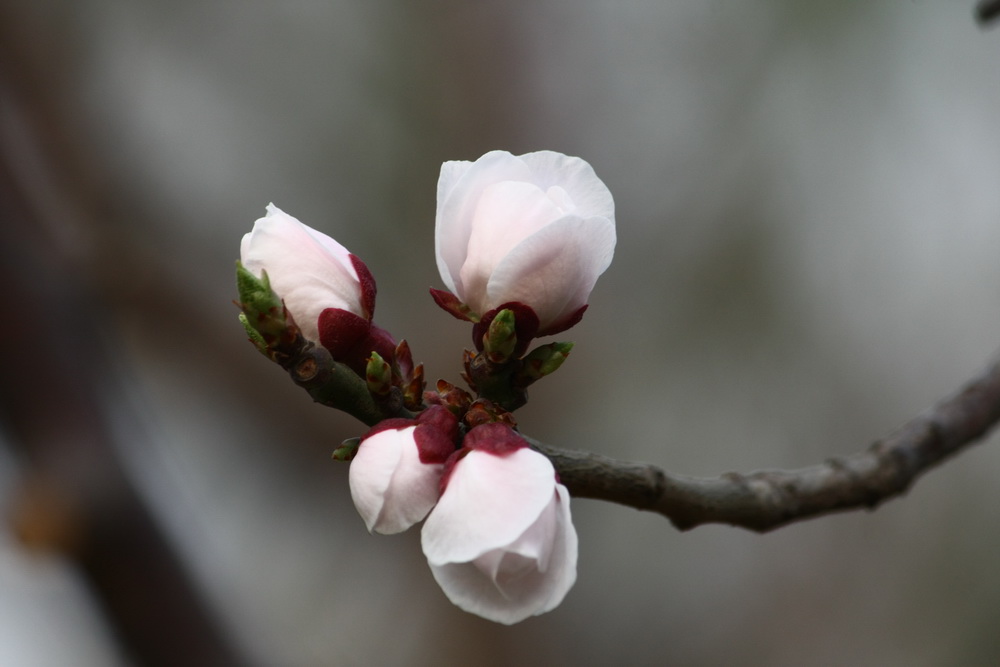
left=421, top=423, right=578, bottom=624
left=240, top=204, right=393, bottom=371
left=349, top=406, right=458, bottom=535
left=433, top=150, right=616, bottom=337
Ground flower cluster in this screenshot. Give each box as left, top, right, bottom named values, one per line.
left=236, top=150, right=615, bottom=624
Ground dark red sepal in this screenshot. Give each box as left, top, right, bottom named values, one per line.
left=463, top=422, right=528, bottom=456
left=416, top=404, right=458, bottom=435
left=440, top=422, right=528, bottom=492
left=538, top=304, right=588, bottom=337
left=318, top=308, right=371, bottom=359
left=472, top=302, right=540, bottom=356
left=429, top=288, right=479, bottom=322
left=350, top=255, right=378, bottom=319
left=395, top=339, right=414, bottom=380
left=359, top=418, right=415, bottom=443
left=413, top=406, right=460, bottom=464
left=341, top=323, right=397, bottom=375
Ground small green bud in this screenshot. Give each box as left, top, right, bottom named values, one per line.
left=332, top=437, right=361, bottom=461
left=235, top=262, right=289, bottom=339
left=515, top=341, right=574, bottom=387
left=483, top=309, right=517, bottom=364
left=239, top=312, right=270, bottom=356
left=366, top=351, right=393, bottom=397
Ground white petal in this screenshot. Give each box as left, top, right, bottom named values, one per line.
left=518, top=151, right=615, bottom=221
left=425, top=483, right=578, bottom=624
left=349, top=427, right=442, bottom=535
left=241, top=205, right=363, bottom=342
left=457, top=181, right=565, bottom=313
left=486, top=215, right=616, bottom=328
left=434, top=151, right=533, bottom=301
left=421, top=448, right=555, bottom=564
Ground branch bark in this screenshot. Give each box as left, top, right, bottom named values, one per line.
left=977, top=0, right=1000, bottom=26
left=531, top=353, right=1000, bottom=532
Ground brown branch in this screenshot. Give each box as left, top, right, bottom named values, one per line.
left=531, top=353, right=1000, bottom=532
left=977, top=0, right=1000, bottom=26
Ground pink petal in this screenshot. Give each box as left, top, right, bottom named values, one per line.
left=486, top=215, right=615, bottom=329
left=435, top=152, right=533, bottom=298
left=458, top=181, right=566, bottom=314
left=241, top=204, right=364, bottom=343
left=421, top=448, right=555, bottom=564
left=349, top=427, right=442, bottom=535
left=425, top=483, right=578, bottom=624
left=518, top=151, right=615, bottom=222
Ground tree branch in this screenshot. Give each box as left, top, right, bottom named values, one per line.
left=976, top=0, right=1000, bottom=26
left=531, top=353, right=1000, bottom=532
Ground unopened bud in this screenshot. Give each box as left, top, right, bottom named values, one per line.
left=482, top=308, right=517, bottom=364
left=403, top=363, right=425, bottom=411
left=515, top=342, right=574, bottom=387
left=435, top=379, right=473, bottom=417
left=464, top=398, right=517, bottom=430
left=239, top=312, right=269, bottom=357
left=332, top=437, right=361, bottom=461
left=366, top=351, right=393, bottom=397
left=236, top=262, right=288, bottom=339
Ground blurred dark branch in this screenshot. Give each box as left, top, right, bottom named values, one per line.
left=0, top=9, right=243, bottom=666
left=976, top=0, right=1000, bottom=26
left=532, top=353, right=1000, bottom=532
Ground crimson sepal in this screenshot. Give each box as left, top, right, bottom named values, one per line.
left=413, top=406, right=460, bottom=464
left=358, top=406, right=459, bottom=466
left=342, top=323, right=397, bottom=376
left=472, top=302, right=540, bottom=356
left=359, top=417, right=414, bottom=443
left=464, top=422, right=527, bottom=455
left=350, top=254, right=377, bottom=319
left=439, top=423, right=527, bottom=492
left=538, top=304, right=588, bottom=337
left=395, top=339, right=414, bottom=380
left=429, top=288, right=479, bottom=322
left=318, top=307, right=371, bottom=359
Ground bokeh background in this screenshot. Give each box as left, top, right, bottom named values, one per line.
left=2, top=2, right=1000, bottom=665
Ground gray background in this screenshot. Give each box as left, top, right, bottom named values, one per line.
left=2, top=1, right=999, bottom=665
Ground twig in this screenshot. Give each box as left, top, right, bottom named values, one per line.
left=976, top=0, right=1000, bottom=26
left=531, top=353, right=1000, bottom=532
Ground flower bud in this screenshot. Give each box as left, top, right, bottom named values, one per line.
left=514, top=341, right=574, bottom=387
left=422, top=423, right=578, bottom=624
left=349, top=406, right=458, bottom=534
left=482, top=308, right=517, bottom=363
left=365, top=351, right=393, bottom=398
left=240, top=204, right=395, bottom=373
left=433, top=150, right=616, bottom=336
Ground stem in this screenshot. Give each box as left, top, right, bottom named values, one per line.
left=530, top=352, right=1000, bottom=532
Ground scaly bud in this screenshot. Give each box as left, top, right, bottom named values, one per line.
left=366, top=351, right=393, bottom=397
left=395, top=339, right=414, bottom=382
left=404, top=363, right=426, bottom=411
left=482, top=308, right=517, bottom=364
left=332, top=437, right=361, bottom=462
left=236, top=262, right=291, bottom=339
left=463, top=398, right=517, bottom=430
left=435, top=379, right=473, bottom=417
left=514, top=342, right=574, bottom=387
left=238, top=312, right=270, bottom=357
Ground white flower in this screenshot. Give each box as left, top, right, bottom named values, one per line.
left=349, top=407, right=457, bottom=535
left=421, top=423, right=578, bottom=624
left=240, top=203, right=375, bottom=346
left=434, top=150, right=615, bottom=335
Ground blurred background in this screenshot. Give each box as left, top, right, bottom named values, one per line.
left=2, top=1, right=1000, bottom=665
